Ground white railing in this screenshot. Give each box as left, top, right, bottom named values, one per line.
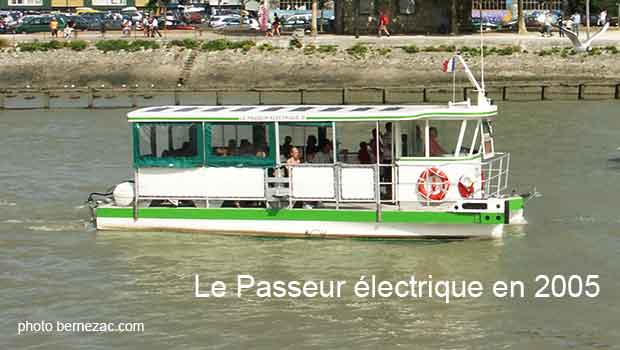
left=481, top=152, right=510, bottom=199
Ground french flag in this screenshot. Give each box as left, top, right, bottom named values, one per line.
left=442, top=57, right=456, bottom=73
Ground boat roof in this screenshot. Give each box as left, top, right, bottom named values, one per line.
left=127, top=104, right=497, bottom=123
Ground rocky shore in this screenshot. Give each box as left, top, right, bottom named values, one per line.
left=1, top=35, right=619, bottom=89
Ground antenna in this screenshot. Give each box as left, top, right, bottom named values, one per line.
left=479, top=1, right=485, bottom=92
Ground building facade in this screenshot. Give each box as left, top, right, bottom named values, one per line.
left=334, top=0, right=473, bottom=35
left=0, top=0, right=149, bottom=10
left=472, top=0, right=563, bottom=23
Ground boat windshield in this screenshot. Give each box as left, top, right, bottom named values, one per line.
left=133, top=123, right=204, bottom=168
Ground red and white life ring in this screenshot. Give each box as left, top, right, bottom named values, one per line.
left=458, top=175, right=475, bottom=198
left=417, top=167, right=450, bottom=201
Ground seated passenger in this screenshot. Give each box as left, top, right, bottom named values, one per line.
left=358, top=142, right=371, bottom=164
left=286, top=146, right=302, bottom=165
left=312, top=141, right=333, bottom=163
left=227, top=139, right=237, bottom=156
left=429, top=127, right=448, bottom=156
left=239, top=139, right=253, bottom=155
left=305, top=135, right=318, bottom=155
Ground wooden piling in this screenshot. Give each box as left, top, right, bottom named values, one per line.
left=463, top=87, right=468, bottom=101
left=615, top=84, right=620, bottom=100
left=422, top=88, right=428, bottom=103
left=502, top=86, right=507, bottom=101
left=541, top=85, right=547, bottom=101
left=578, top=84, right=584, bottom=100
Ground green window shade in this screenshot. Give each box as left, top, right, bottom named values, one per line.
left=132, top=122, right=204, bottom=168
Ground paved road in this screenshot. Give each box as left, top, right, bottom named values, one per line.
left=2, top=27, right=619, bottom=49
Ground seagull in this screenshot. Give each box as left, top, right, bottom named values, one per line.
left=555, top=22, right=610, bottom=52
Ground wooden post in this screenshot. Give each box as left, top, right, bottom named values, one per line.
left=422, top=88, right=428, bottom=103
left=502, top=86, right=507, bottom=101
left=541, top=85, right=547, bottom=101
left=300, top=89, right=305, bottom=105
left=43, top=90, right=50, bottom=109
left=463, top=87, right=468, bottom=101
left=342, top=88, right=349, bottom=105
left=578, top=84, right=584, bottom=100
left=216, top=91, right=223, bottom=105
left=174, top=90, right=180, bottom=105
left=87, top=88, right=94, bottom=108
left=258, top=90, right=264, bottom=105
left=615, top=84, right=620, bottom=100
left=382, top=88, right=387, bottom=104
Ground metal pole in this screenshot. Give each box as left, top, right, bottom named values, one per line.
left=586, top=0, right=590, bottom=40
left=375, top=121, right=381, bottom=223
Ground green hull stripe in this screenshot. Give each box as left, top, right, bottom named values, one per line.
left=96, top=207, right=512, bottom=225
left=509, top=197, right=524, bottom=210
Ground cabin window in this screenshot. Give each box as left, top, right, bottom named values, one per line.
left=205, top=123, right=276, bottom=168
left=424, top=120, right=461, bottom=158
left=398, top=121, right=425, bottom=158
left=457, top=120, right=482, bottom=157
left=481, top=120, right=495, bottom=156
left=132, top=123, right=204, bottom=168
left=279, top=122, right=334, bottom=164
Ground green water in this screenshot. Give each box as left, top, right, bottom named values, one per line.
left=1, top=101, right=619, bottom=349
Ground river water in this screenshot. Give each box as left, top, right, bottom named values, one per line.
left=1, top=101, right=619, bottom=349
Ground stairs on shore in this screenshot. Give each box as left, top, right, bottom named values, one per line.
left=177, top=49, right=199, bottom=86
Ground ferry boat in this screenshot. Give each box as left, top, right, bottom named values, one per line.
left=88, top=56, right=532, bottom=239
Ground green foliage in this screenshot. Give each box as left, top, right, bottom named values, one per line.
left=400, top=45, right=419, bottom=54
left=169, top=39, right=201, bottom=49
left=346, top=43, right=369, bottom=58
left=289, top=37, right=303, bottom=49
left=66, top=40, right=88, bottom=51
left=422, top=44, right=455, bottom=52
left=303, top=44, right=316, bottom=55
left=603, top=46, right=619, bottom=54
left=376, top=47, right=391, bottom=56
left=257, top=43, right=277, bottom=52
left=95, top=39, right=159, bottom=52
left=317, top=45, right=337, bottom=54
left=202, top=39, right=255, bottom=52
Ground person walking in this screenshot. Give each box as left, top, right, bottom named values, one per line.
left=150, top=16, right=162, bottom=38
left=49, top=17, right=58, bottom=37
left=142, top=17, right=150, bottom=37
left=272, top=13, right=281, bottom=37
left=571, top=12, right=580, bottom=36
left=558, top=16, right=564, bottom=37
left=377, top=10, right=390, bottom=37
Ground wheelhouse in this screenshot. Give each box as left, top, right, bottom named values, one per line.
left=127, top=102, right=509, bottom=214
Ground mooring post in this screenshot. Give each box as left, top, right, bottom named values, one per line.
left=541, top=85, right=547, bottom=101
left=382, top=88, right=387, bottom=104
left=173, top=89, right=180, bottom=105
left=463, top=87, right=468, bottom=101
left=615, top=84, right=620, bottom=100
left=300, top=89, right=305, bottom=105
left=502, top=86, right=507, bottom=101
left=87, top=88, right=94, bottom=109
left=342, top=88, right=349, bottom=105
left=578, top=84, right=584, bottom=100
left=0, top=92, right=4, bottom=110
left=422, top=88, right=428, bottom=103
left=216, top=91, right=223, bottom=105
left=258, top=90, right=263, bottom=105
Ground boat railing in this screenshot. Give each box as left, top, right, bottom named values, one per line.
left=481, top=152, right=510, bottom=199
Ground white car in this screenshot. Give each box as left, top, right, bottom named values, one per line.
left=208, top=14, right=241, bottom=28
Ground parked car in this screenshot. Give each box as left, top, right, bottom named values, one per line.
left=471, top=18, right=498, bottom=32
left=14, top=15, right=66, bottom=33
left=209, top=14, right=241, bottom=28
left=58, top=14, right=89, bottom=31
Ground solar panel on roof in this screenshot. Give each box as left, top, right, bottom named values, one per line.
left=381, top=107, right=403, bottom=111
left=262, top=107, right=285, bottom=112
left=144, top=107, right=171, bottom=112
left=203, top=107, right=227, bottom=112
left=233, top=107, right=255, bottom=112
left=174, top=107, right=200, bottom=112
left=291, top=107, right=313, bottom=112
left=321, top=107, right=343, bottom=112
left=352, top=107, right=373, bottom=112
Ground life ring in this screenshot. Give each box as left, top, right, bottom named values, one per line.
left=417, top=167, right=450, bottom=201
left=458, top=175, right=475, bottom=198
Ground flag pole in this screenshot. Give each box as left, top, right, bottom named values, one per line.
left=452, top=54, right=456, bottom=102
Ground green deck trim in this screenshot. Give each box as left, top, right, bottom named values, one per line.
left=96, top=207, right=511, bottom=225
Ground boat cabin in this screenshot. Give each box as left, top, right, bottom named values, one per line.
left=127, top=102, right=509, bottom=211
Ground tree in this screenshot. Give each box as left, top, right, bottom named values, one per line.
left=311, top=0, right=318, bottom=36
left=451, top=0, right=458, bottom=34
left=518, top=0, right=527, bottom=34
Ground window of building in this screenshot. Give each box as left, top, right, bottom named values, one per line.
left=523, top=0, right=560, bottom=10
left=277, top=0, right=312, bottom=10
left=8, top=0, right=43, bottom=6
left=91, top=0, right=127, bottom=6
left=133, top=123, right=203, bottom=168
left=206, top=123, right=275, bottom=168
left=472, top=0, right=507, bottom=10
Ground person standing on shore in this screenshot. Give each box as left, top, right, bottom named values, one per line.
left=571, top=12, right=580, bottom=36
left=558, top=16, right=565, bottom=37
left=151, top=17, right=162, bottom=38
left=272, top=13, right=281, bottom=37
left=49, top=17, right=58, bottom=38
left=377, top=10, right=390, bottom=37
left=143, top=17, right=150, bottom=37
